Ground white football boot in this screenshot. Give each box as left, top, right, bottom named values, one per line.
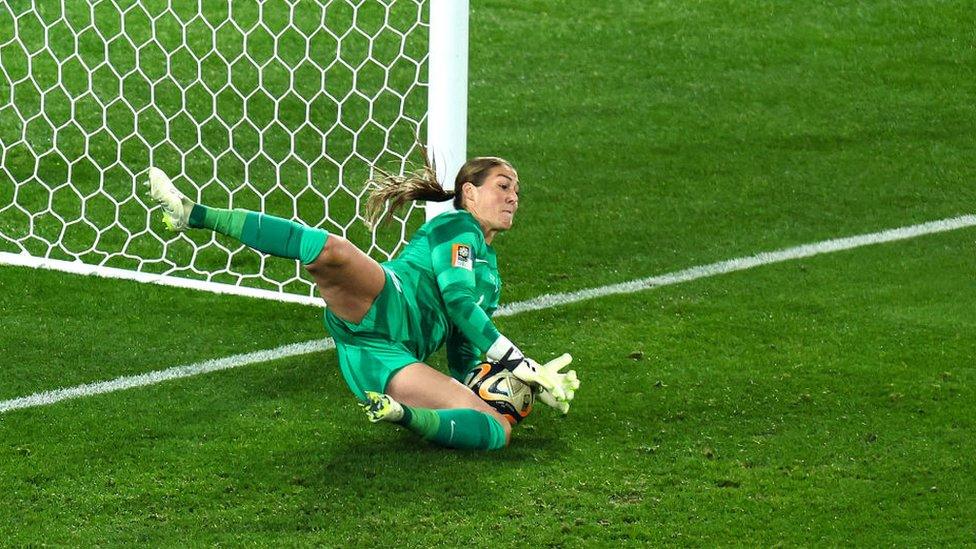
left=145, top=167, right=194, bottom=232
left=360, top=391, right=405, bottom=423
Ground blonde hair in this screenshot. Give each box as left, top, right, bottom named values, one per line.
left=365, top=149, right=514, bottom=228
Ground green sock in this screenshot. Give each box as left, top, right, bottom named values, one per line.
left=189, top=205, right=328, bottom=265
left=397, top=406, right=507, bottom=450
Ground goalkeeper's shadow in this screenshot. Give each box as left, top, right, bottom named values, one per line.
left=299, top=425, right=570, bottom=495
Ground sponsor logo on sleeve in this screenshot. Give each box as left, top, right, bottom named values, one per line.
left=451, top=243, right=473, bottom=270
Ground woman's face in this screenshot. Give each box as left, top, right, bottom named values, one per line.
left=463, top=165, right=520, bottom=240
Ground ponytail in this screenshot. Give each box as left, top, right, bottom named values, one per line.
left=364, top=146, right=453, bottom=229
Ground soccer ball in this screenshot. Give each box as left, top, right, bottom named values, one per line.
left=464, top=361, right=534, bottom=425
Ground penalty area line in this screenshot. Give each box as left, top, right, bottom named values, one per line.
left=496, top=214, right=976, bottom=316
left=0, top=339, right=335, bottom=414
left=1, top=214, right=973, bottom=414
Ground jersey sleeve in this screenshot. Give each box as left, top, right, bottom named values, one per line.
left=445, top=327, right=482, bottom=382
left=428, top=218, right=501, bottom=353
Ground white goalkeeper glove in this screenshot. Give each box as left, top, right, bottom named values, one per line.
left=487, top=337, right=578, bottom=403
left=536, top=387, right=570, bottom=414
left=534, top=354, right=579, bottom=414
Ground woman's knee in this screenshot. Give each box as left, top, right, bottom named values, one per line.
left=486, top=409, right=512, bottom=446
left=305, top=234, right=352, bottom=273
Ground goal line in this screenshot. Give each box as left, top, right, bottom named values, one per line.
left=1, top=213, right=973, bottom=414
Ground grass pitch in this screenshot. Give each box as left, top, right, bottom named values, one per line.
left=2, top=0, right=975, bottom=544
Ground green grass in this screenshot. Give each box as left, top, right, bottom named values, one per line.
left=2, top=0, right=975, bottom=544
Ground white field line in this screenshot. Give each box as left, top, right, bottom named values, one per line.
left=0, top=340, right=335, bottom=413
left=0, top=252, right=324, bottom=307
left=497, top=214, right=976, bottom=316
left=2, top=214, right=974, bottom=414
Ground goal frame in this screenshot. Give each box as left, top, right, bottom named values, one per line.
left=0, top=0, right=469, bottom=307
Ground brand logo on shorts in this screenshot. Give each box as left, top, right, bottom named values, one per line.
left=452, top=243, right=473, bottom=270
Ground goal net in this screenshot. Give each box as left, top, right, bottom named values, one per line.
left=0, top=0, right=466, bottom=305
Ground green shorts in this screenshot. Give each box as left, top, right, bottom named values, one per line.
left=323, top=268, right=420, bottom=400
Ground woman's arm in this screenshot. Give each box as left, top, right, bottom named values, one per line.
left=445, top=328, right=482, bottom=381
left=428, top=223, right=500, bottom=353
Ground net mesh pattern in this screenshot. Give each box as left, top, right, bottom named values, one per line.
left=0, top=0, right=429, bottom=297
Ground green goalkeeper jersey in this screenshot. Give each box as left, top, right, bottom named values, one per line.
left=382, top=209, right=501, bottom=379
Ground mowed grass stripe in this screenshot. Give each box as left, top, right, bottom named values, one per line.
left=2, top=213, right=972, bottom=414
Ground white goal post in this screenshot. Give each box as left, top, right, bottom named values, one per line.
left=0, top=0, right=468, bottom=306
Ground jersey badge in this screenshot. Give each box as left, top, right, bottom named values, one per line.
left=451, top=243, right=473, bottom=270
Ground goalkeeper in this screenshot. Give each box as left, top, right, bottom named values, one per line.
left=146, top=156, right=578, bottom=451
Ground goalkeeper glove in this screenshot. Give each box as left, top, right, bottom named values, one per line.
left=536, top=387, right=570, bottom=414
left=487, top=337, right=577, bottom=402
left=533, top=354, right=579, bottom=414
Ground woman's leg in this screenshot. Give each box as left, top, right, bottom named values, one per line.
left=147, top=168, right=384, bottom=323
left=193, top=203, right=385, bottom=323
left=304, top=236, right=386, bottom=324
left=366, top=362, right=512, bottom=450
